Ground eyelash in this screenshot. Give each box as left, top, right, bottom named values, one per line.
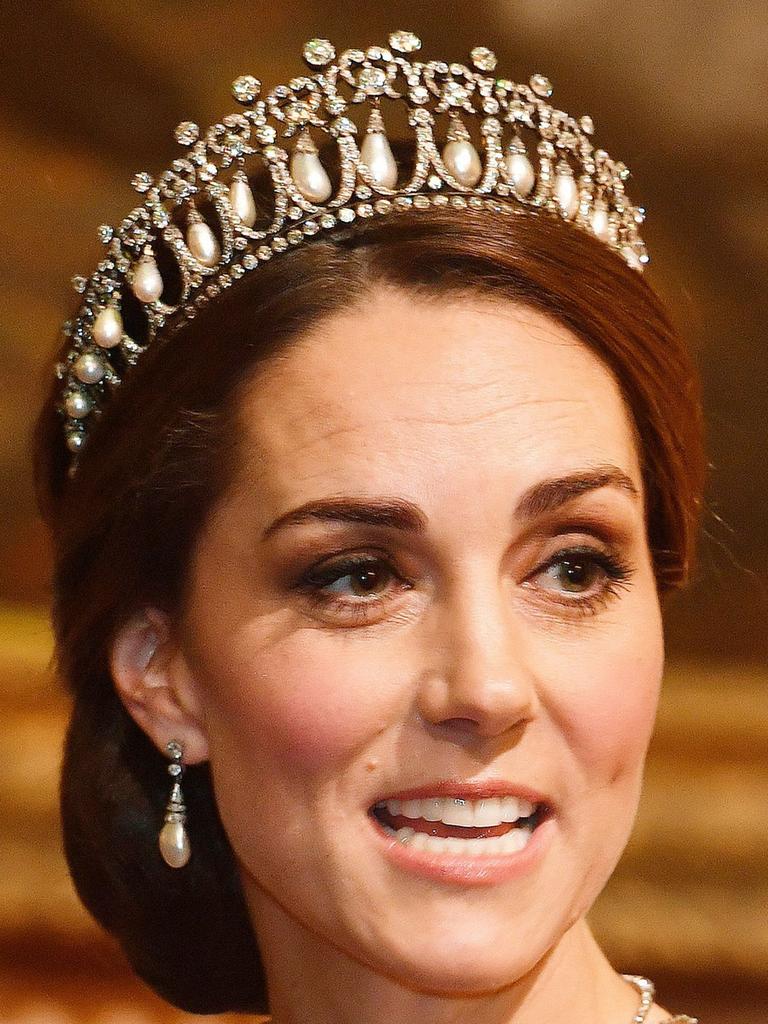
left=293, top=545, right=634, bottom=624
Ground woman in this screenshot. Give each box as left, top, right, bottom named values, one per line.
left=33, top=32, right=703, bottom=1023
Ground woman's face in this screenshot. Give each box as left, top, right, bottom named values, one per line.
left=173, top=286, right=663, bottom=993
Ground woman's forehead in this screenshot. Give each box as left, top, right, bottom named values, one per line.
left=233, top=290, right=640, bottom=495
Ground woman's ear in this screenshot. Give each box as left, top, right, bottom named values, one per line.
left=110, top=608, right=209, bottom=764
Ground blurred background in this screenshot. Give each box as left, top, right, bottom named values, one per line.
left=0, top=1, right=766, bottom=1021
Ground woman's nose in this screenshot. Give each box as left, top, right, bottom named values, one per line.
left=415, top=577, right=539, bottom=741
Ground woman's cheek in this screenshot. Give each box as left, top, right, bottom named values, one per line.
left=533, top=601, right=664, bottom=780
left=203, top=632, right=398, bottom=773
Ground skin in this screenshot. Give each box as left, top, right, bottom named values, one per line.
left=113, top=285, right=672, bottom=1024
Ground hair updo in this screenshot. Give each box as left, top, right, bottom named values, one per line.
left=33, top=140, right=705, bottom=1014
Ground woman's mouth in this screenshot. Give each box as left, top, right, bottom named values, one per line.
left=370, top=794, right=547, bottom=857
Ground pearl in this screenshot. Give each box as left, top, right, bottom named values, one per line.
left=92, top=306, right=123, bottom=349
left=554, top=171, right=579, bottom=220
left=73, top=352, right=105, bottom=384
left=590, top=202, right=611, bottom=242
left=66, top=430, right=85, bottom=453
left=229, top=175, right=257, bottom=227
left=187, top=220, right=221, bottom=267
left=360, top=130, right=398, bottom=190
left=290, top=143, right=333, bottom=203
left=159, top=820, right=191, bottom=868
left=131, top=256, right=163, bottom=303
left=505, top=151, right=535, bottom=197
left=65, top=391, right=91, bottom=419
left=442, top=140, right=483, bottom=187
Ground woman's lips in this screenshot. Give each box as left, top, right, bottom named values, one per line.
left=367, top=779, right=552, bottom=877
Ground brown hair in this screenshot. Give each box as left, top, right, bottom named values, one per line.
left=33, top=180, right=706, bottom=1012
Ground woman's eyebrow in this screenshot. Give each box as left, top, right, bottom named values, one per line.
left=262, top=496, right=428, bottom=539
left=261, top=465, right=638, bottom=541
left=514, top=465, right=640, bottom=520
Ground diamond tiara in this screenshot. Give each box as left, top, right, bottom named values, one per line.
left=55, top=30, right=648, bottom=468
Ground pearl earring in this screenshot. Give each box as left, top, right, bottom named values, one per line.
left=158, top=739, right=191, bottom=868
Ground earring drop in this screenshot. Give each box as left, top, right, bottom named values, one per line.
left=158, top=739, right=191, bottom=868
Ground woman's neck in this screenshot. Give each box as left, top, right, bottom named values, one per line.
left=251, top=901, right=648, bottom=1024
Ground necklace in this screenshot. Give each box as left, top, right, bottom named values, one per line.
left=623, top=976, right=654, bottom=1023
left=623, top=975, right=698, bottom=1024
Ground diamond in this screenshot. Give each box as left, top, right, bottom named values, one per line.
left=389, top=30, right=421, bottom=54
left=97, top=224, right=113, bottom=244
left=319, top=213, right=336, bottom=229
left=257, top=246, right=272, bottom=260
left=174, top=121, right=200, bottom=146
left=357, top=203, right=374, bottom=218
left=287, top=229, right=303, bottom=244
left=443, top=81, right=468, bottom=106
left=414, top=195, right=430, bottom=209
left=256, top=125, right=276, bottom=145
left=530, top=74, right=553, bottom=98
left=272, top=237, right=289, bottom=252
left=325, top=96, right=346, bottom=116
left=303, top=220, right=320, bottom=235
left=616, top=162, right=630, bottom=181
left=243, top=253, right=258, bottom=269
left=303, top=38, right=336, bottom=66
left=168, top=763, right=182, bottom=776
left=332, top=116, right=357, bottom=136
left=483, top=97, right=500, bottom=114
left=232, top=75, right=261, bottom=104
left=71, top=275, right=87, bottom=293
left=358, top=66, right=387, bottom=92
left=579, top=115, right=595, bottom=135
left=286, top=101, right=311, bottom=124
left=338, top=207, right=356, bottom=223
left=374, top=199, right=392, bottom=214
left=427, top=174, right=442, bottom=190
left=131, top=171, right=153, bottom=193
left=471, top=46, right=497, bottom=71
left=410, top=85, right=429, bottom=105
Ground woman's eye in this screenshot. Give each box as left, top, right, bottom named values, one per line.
left=538, top=554, right=606, bottom=593
left=527, top=546, right=634, bottom=612
left=294, top=555, right=409, bottom=620
left=319, top=561, right=394, bottom=599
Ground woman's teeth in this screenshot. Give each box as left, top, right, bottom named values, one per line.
left=372, top=795, right=540, bottom=856
left=394, top=826, right=532, bottom=856
left=380, top=795, right=535, bottom=827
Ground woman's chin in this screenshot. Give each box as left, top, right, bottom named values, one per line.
left=361, top=930, right=547, bottom=999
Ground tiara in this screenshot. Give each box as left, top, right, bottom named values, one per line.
left=55, top=30, right=648, bottom=468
